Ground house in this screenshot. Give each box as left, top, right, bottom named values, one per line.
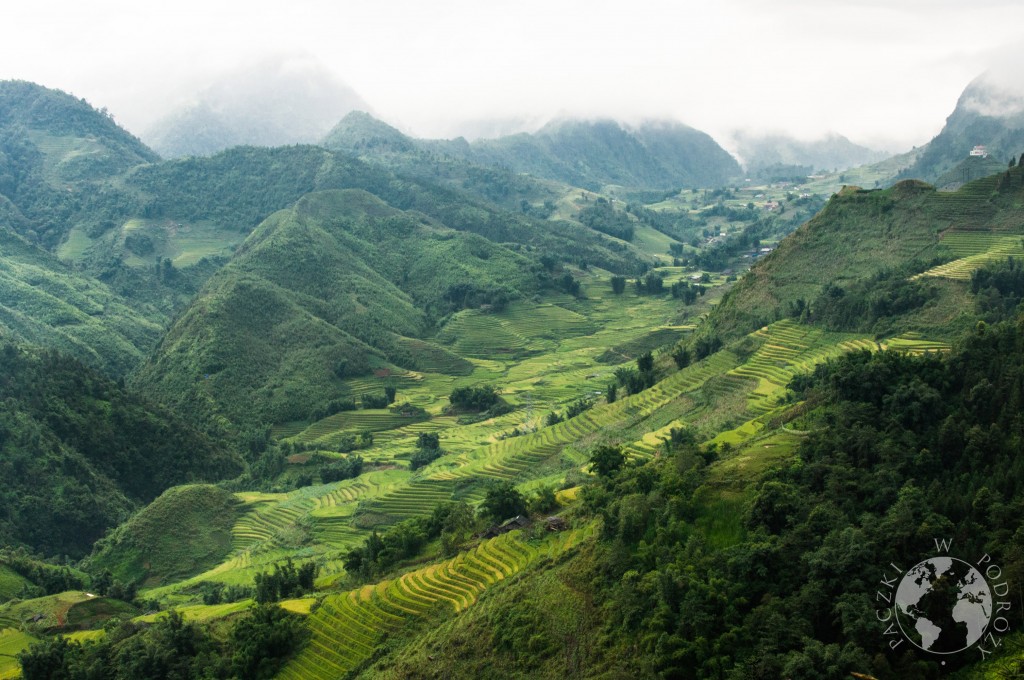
left=970, top=145, right=988, bottom=158
left=481, top=514, right=531, bottom=538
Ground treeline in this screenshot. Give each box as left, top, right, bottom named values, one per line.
left=0, top=550, right=85, bottom=599
left=254, top=559, right=318, bottom=603
left=345, top=501, right=475, bottom=578
left=18, top=605, right=306, bottom=680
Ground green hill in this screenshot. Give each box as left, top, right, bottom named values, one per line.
left=0, top=80, right=158, bottom=249
left=132, top=189, right=546, bottom=426
left=87, top=485, right=241, bottom=587
left=707, top=166, right=1024, bottom=342
left=0, top=343, right=241, bottom=557
left=0, top=223, right=164, bottom=376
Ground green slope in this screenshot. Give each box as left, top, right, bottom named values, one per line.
left=0, top=343, right=240, bottom=557
left=133, top=189, right=545, bottom=426
left=87, top=485, right=242, bottom=587
left=708, top=166, right=1024, bottom=342
left=0, top=224, right=164, bottom=376
left=0, top=80, right=158, bottom=249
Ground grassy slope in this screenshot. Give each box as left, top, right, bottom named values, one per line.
left=0, top=628, right=37, bottom=679
left=0, top=225, right=164, bottom=376
left=87, top=485, right=242, bottom=587
left=132, top=188, right=545, bottom=426
left=710, top=168, right=1024, bottom=342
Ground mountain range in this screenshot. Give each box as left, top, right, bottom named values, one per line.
left=3, top=70, right=1024, bottom=679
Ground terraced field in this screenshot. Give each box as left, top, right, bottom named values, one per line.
left=437, top=311, right=538, bottom=357
left=917, top=231, right=1024, bottom=281
left=363, top=479, right=458, bottom=521
left=426, top=351, right=739, bottom=482
left=929, top=175, right=1001, bottom=223
left=277, top=527, right=592, bottom=680
left=0, top=628, right=38, bottom=679
left=291, top=409, right=427, bottom=446
left=729, top=320, right=875, bottom=415
left=883, top=332, right=951, bottom=354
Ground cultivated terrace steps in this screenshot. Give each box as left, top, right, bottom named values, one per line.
left=277, top=526, right=592, bottom=679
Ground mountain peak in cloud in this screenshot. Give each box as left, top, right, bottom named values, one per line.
left=143, top=55, right=370, bottom=158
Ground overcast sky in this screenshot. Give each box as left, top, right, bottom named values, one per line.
left=2, top=0, right=1023, bottom=151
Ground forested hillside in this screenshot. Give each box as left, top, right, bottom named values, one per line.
left=706, top=165, right=1024, bottom=344
left=325, top=113, right=741, bottom=192
left=367, top=315, right=1024, bottom=679
left=133, top=188, right=550, bottom=426
left=0, top=344, right=240, bottom=557
left=0, top=224, right=163, bottom=375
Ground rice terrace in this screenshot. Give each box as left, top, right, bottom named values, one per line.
left=3, top=13, right=1024, bottom=677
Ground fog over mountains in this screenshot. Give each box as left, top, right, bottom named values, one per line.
left=143, top=58, right=371, bottom=158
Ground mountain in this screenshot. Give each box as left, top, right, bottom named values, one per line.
left=731, top=130, right=887, bottom=178
left=899, top=72, right=1024, bottom=183
left=324, top=113, right=741, bottom=192
left=143, top=58, right=371, bottom=158
left=321, top=111, right=417, bottom=156
left=0, top=80, right=158, bottom=248
left=0, top=223, right=164, bottom=376
left=0, top=343, right=240, bottom=558
left=708, top=164, right=1024, bottom=343
left=132, top=189, right=548, bottom=427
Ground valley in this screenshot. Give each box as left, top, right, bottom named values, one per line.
left=3, top=72, right=1024, bottom=679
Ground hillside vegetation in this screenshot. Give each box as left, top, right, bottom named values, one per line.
left=0, top=344, right=240, bottom=557
left=133, top=189, right=550, bottom=426
left=708, top=166, right=1024, bottom=343
left=87, top=485, right=242, bottom=587
left=0, top=224, right=163, bottom=376
left=325, top=113, right=741, bottom=192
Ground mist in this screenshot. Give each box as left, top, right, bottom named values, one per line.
left=3, top=1, right=1024, bottom=154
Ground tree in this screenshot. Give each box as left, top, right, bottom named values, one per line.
left=228, top=604, right=308, bottom=680
left=643, top=272, right=665, bottom=294
left=416, top=432, right=440, bottom=450
left=384, top=386, right=397, bottom=404
left=410, top=432, right=443, bottom=470
left=481, top=482, right=527, bottom=522
left=529, top=486, right=558, bottom=514
left=611, top=275, right=627, bottom=295
left=637, top=351, right=654, bottom=374
left=18, top=637, right=78, bottom=680
left=671, top=345, right=691, bottom=369
left=606, top=382, right=617, bottom=403
left=590, top=445, right=626, bottom=478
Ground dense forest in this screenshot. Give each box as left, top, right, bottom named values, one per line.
left=0, top=344, right=239, bottom=557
